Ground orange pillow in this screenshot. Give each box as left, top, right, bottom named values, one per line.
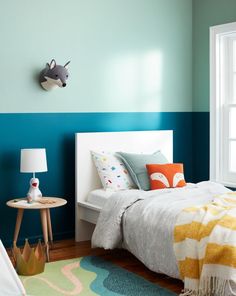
left=146, top=163, right=186, bottom=190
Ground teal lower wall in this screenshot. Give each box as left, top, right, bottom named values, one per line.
left=193, top=112, right=209, bottom=182
left=0, top=112, right=203, bottom=247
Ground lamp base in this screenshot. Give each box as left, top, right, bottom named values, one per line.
left=27, top=177, right=42, bottom=202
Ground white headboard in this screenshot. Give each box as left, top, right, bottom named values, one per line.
left=75, top=130, right=173, bottom=204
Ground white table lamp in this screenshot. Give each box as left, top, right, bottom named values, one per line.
left=20, top=149, right=47, bottom=201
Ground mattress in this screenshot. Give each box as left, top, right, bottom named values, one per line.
left=87, top=189, right=114, bottom=207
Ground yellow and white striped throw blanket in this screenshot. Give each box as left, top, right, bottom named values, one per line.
left=174, top=192, right=236, bottom=296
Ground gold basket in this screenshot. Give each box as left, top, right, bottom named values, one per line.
left=12, top=239, right=46, bottom=276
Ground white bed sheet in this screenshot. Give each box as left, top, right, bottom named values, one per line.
left=87, top=189, right=144, bottom=207
left=87, top=189, right=114, bottom=207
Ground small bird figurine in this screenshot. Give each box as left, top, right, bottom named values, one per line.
left=27, top=178, right=42, bottom=202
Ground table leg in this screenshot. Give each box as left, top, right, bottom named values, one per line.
left=46, top=209, right=53, bottom=245
left=40, top=209, right=49, bottom=262
left=13, top=209, right=24, bottom=244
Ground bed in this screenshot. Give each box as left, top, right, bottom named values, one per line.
left=75, top=130, right=173, bottom=242
left=75, top=130, right=235, bottom=295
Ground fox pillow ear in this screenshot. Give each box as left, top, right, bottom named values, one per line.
left=49, top=59, right=56, bottom=69
left=64, top=61, right=70, bottom=69
left=146, top=163, right=186, bottom=190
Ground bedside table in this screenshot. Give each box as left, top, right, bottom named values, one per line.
left=6, top=197, right=67, bottom=261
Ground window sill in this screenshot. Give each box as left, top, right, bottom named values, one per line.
left=213, top=180, right=236, bottom=189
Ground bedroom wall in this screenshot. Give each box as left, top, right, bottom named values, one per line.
left=192, top=0, right=236, bottom=181
left=0, top=0, right=192, bottom=246
left=0, top=0, right=192, bottom=113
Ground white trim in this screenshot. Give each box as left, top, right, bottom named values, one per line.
left=210, top=22, right=236, bottom=187
left=215, top=181, right=236, bottom=189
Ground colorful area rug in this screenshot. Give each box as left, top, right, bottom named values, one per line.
left=21, top=256, right=177, bottom=296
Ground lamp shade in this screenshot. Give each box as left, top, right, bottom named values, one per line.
left=20, top=149, right=47, bottom=173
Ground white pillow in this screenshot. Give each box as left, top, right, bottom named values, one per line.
left=91, top=151, right=135, bottom=190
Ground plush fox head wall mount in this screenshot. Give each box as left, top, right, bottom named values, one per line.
left=39, top=59, right=70, bottom=91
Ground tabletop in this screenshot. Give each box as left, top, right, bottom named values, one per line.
left=6, top=197, right=67, bottom=210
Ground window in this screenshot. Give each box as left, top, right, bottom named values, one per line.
left=210, top=22, right=236, bottom=187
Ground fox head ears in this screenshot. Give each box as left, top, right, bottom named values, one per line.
left=46, top=59, right=56, bottom=70
left=64, top=61, right=70, bottom=69
left=46, top=59, right=70, bottom=70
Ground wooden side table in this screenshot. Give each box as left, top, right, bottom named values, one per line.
left=6, top=197, right=67, bottom=261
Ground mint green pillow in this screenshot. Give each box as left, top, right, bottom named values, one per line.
left=116, top=151, right=169, bottom=191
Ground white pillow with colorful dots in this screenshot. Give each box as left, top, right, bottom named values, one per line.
left=91, top=151, right=135, bottom=191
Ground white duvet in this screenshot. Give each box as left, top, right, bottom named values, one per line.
left=92, top=181, right=230, bottom=279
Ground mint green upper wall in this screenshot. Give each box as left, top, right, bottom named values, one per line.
left=193, top=0, right=236, bottom=112
left=0, top=0, right=192, bottom=113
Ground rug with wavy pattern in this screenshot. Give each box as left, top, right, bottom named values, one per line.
left=21, top=256, right=177, bottom=296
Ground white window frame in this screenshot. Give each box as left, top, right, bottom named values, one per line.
left=210, top=22, right=236, bottom=188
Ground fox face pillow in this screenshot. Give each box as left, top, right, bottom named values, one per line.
left=146, top=163, right=186, bottom=190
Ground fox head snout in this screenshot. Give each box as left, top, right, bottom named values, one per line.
left=47, top=65, right=69, bottom=87
left=40, top=59, right=70, bottom=91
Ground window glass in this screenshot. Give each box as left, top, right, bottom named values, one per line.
left=234, top=40, right=236, bottom=72
left=234, top=74, right=236, bottom=102
left=230, top=107, right=236, bottom=138
left=229, top=141, right=236, bottom=172
left=211, top=25, right=236, bottom=186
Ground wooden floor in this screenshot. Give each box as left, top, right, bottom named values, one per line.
left=11, top=239, right=183, bottom=294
